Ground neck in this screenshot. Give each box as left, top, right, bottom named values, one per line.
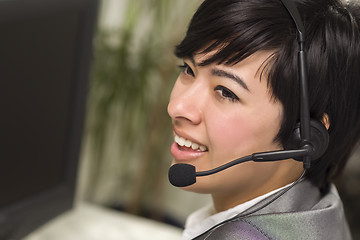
left=211, top=162, right=303, bottom=213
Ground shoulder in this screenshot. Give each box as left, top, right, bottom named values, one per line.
left=194, top=218, right=271, bottom=240
left=193, top=180, right=351, bottom=240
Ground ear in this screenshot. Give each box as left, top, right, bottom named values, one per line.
left=321, top=113, right=330, bottom=130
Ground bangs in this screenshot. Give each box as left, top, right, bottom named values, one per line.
left=174, top=0, right=294, bottom=66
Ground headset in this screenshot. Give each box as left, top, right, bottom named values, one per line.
left=279, top=0, right=329, bottom=169
left=168, top=0, right=330, bottom=188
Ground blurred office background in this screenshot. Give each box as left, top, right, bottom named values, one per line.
left=71, top=0, right=360, bottom=238
left=76, top=0, right=210, bottom=228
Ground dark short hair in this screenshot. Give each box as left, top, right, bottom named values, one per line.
left=174, top=0, right=360, bottom=190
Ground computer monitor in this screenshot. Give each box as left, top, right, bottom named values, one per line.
left=0, top=0, right=98, bottom=239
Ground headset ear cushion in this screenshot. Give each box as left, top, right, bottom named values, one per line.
left=284, top=120, right=329, bottom=161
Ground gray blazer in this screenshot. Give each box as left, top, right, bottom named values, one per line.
left=193, top=180, right=351, bottom=240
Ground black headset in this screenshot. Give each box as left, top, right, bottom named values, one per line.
left=280, top=0, right=329, bottom=169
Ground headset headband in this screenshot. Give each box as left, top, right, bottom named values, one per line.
left=280, top=0, right=312, bottom=168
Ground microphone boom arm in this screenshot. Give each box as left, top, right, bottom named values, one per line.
left=196, top=148, right=311, bottom=177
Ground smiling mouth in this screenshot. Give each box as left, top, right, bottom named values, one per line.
left=174, top=134, right=208, bottom=152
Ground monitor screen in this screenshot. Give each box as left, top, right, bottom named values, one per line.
left=0, top=0, right=98, bottom=239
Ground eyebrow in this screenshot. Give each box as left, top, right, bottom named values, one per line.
left=189, top=56, right=196, bottom=67
left=211, top=69, right=250, bottom=92
left=187, top=56, right=250, bottom=92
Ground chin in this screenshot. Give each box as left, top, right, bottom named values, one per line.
left=179, top=178, right=217, bottom=194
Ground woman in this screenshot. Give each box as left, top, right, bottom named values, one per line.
left=167, top=0, right=360, bottom=239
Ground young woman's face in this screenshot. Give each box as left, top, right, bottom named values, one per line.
left=168, top=50, right=301, bottom=206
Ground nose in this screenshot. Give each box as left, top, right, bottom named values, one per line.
left=167, top=79, right=205, bottom=125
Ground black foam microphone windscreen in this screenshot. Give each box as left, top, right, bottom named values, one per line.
left=168, top=163, right=196, bottom=187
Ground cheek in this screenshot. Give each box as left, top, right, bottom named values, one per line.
left=207, top=104, right=282, bottom=160
left=210, top=116, right=253, bottom=151
left=206, top=111, right=256, bottom=165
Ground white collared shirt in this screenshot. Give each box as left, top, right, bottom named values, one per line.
left=182, top=183, right=293, bottom=240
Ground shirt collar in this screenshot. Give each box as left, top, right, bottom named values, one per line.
left=182, top=182, right=293, bottom=240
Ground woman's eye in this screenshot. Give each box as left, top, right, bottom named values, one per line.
left=214, top=85, right=240, bottom=102
left=178, top=62, right=195, bottom=76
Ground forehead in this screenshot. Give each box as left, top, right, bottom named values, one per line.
left=191, top=49, right=275, bottom=82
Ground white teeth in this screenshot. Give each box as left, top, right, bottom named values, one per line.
left=178, top=137, right=185, bottom=146
left=191, top=143, right=199, bottom=150
left=185, top=140, right=192, bottom=147
left=174, top=134, right=208, bottom=152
